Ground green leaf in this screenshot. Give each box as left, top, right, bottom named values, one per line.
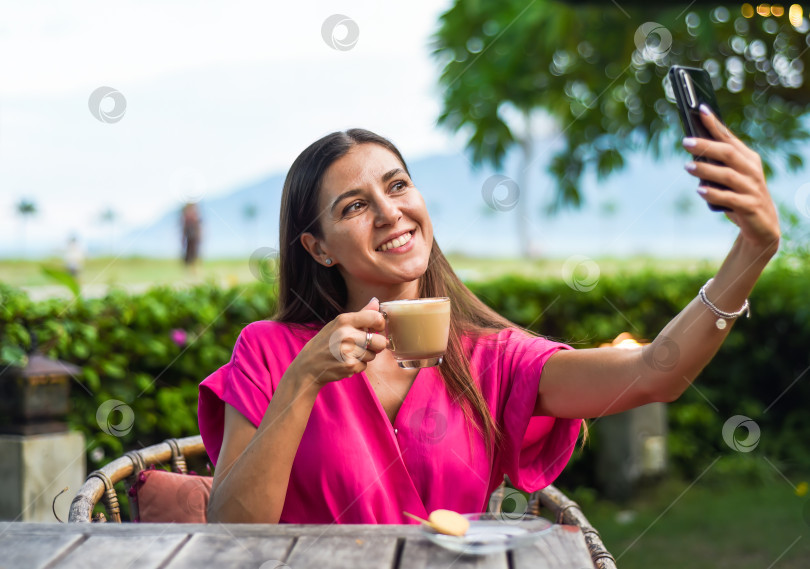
left=0, top=344, right=28, bottom=367
left=596, top=149, right=624, bottom=180
left=82, top=367, right=101, bottom=392
left=100, top=361, right=125, bottom=379
left=72, top=340, right=90, bottom=359
left=787, top=152, right=803, bottom=172
left=40, top=266, right=80, bottom=299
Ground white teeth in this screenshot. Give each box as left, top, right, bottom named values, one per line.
left=378, top=231, right=412, bottom=252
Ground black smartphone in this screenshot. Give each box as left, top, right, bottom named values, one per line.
left=668, top=65, right=730, bottom=212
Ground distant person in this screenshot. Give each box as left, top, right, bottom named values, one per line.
left=64, top=235, right=85, bottom=278
left=181, top=202, right=202, bottom=269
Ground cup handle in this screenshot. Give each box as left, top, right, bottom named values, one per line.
left=380, top=309, right=392, bottom=351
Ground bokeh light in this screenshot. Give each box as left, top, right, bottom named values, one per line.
left=789, top=4, right=803, bottom=27
left=742, top=3, right=755, bottom=18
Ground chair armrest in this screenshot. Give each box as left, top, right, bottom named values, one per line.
left=68, top=435, right=206, bottom=523
left=530, top=484, right=617, bottom=569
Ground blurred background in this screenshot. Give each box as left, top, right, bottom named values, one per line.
left=1, top=1, right=809, bottom=567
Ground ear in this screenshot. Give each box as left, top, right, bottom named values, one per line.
left=300, top=232, right=335, bottom=267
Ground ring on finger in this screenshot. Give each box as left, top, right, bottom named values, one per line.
left=363, top=329, right=373, bottom=351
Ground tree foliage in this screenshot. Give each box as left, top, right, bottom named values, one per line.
left=434, top=1, right=810, bottom=209
left=15, top=199, right=37, bottom=217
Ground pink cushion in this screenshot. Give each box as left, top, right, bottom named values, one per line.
left=129, top=469, right=213, bottom=523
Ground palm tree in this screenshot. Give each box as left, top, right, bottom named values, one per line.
left=243, top=203, right=259, bottom=247
left=99, top=207, right=117, bottom=255
left=598, top=199, right=619, bottom=255
left=15, top=199, right=38, bottom=256
left=672, top=191, right=696, bottom=253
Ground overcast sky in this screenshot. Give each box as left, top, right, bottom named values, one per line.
left=0, top=0, right=460, bottom=253
left=4, top=2, right=808, bottom=258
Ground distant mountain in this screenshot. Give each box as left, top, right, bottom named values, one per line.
left=118, top=143, right=786, bottom=261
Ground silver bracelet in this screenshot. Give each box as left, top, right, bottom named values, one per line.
left=698, top=278, right=750, bottom=330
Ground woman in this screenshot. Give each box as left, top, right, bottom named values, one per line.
left=199, top=106, right=780, bottom=524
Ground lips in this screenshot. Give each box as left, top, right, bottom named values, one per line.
left=376, top=230, right=415, bottom=252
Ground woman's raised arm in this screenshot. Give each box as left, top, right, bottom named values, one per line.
left=534, top=106, right=780, bottom=419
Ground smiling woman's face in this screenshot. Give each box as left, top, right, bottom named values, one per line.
left=300, top=143, right=433, bottom=303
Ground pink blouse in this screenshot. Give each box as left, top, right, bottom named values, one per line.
left=198, top=320, right=582, bottom=524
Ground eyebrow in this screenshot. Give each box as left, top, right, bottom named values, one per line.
left=329, top=168, right=406, bottom=214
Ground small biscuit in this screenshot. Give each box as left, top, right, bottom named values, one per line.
left=428, top=509, right=470, bottom=537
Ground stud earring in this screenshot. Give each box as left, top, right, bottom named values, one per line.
left=325, top=258, right=332, bottom=265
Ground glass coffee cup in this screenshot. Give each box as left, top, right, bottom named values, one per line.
left=379, top=297, right=451, bottom=368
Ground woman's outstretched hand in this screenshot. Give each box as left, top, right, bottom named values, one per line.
left=538, top=110, right=782, bottom=419
left=288, top=297, right=387, bottom=388
left=683, top=105, right=780, bottom=256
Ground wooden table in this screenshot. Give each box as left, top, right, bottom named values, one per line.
left=0, top=521, right=595, bottom=569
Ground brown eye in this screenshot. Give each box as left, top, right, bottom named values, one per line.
left=343, top=201, right=364, bottom=215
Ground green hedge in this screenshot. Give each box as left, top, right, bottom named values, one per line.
left=0, top=283, right=275, bottom=469
left=1, top=263, right=808, bottom=488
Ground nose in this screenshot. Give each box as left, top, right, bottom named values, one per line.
left=373, top=194, right=402, bottom=226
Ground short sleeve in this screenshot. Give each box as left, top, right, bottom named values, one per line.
left=198, top=322, right=277, bottom=466
left=496, top=330, right=582, bottom=494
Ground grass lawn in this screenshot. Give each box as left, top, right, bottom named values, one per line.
left=580, top=474, right=810, bottom=568
left=0, top=254, right=720, bottom=289
left=0, top=257, right=248, bottom=288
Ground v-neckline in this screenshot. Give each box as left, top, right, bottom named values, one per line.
left=360, top=366, right=426, bottom=431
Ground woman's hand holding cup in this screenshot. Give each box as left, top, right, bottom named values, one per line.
left=289, top=298, right=387, bottom=388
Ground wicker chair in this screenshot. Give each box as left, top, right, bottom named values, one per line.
left=69, top=435, right=616, bottom=568
left=69, top=435, right=204, bottom=523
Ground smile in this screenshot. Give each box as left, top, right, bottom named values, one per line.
left=376, top=230, right=414, bottom=252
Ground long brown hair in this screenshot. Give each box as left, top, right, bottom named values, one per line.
left=274, top=129, right=531, bottom=455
